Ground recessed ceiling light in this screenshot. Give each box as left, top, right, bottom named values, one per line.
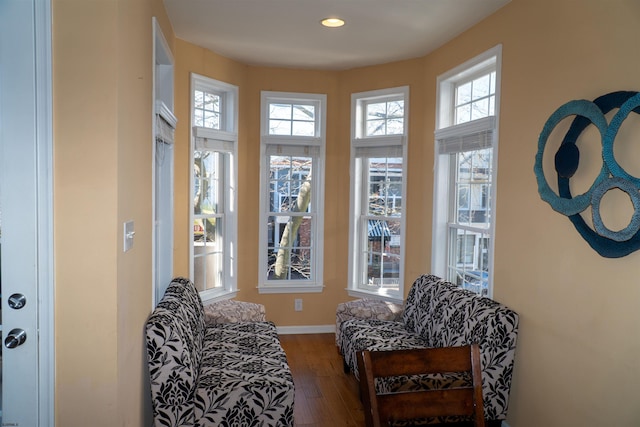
left=321, top=17, right=345, bottom=28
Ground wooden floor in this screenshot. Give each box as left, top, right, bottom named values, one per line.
left=279, top=333, right=365, bottom=426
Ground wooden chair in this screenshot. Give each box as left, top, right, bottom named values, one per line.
left=357, top=344, right=485, bottom=427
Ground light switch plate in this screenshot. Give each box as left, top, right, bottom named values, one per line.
left=124, top=220, right=135, bottom=252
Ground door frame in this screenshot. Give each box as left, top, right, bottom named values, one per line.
left=32, top=0, right=55, bottom=423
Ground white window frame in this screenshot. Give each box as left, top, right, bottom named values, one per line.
left=432, top=45, right=501, bottom=298
left=258, top=91, right=326, bottom=294
left=190, top=73, right=238, bottom=302
left=348, top=86, right=409, bottom=303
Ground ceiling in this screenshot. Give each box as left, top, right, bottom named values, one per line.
left=163, top=0, right=511, bottom=71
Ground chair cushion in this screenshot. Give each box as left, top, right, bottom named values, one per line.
left=194, top=322, right=295, bottom=427
left=339, top=318, right=429, bottom=379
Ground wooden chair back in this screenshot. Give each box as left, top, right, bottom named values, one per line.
left=357, top=344, right=485, bottom=427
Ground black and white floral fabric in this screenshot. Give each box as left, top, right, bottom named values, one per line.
left=145, top=277, right=294, bottom=427
left=339, top=274, right=519, bottom=423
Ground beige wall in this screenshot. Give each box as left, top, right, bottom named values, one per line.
left=53, top=0, right=174, bottom=425
left=52, top=0, right=639, bottom=424
left=173, top=0, right=640, bottom=425
left=466, top=0, right=640, bottom=425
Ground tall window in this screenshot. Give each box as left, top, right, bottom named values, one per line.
left=190, top=73, right=238, bottom=301
left=433, top=46, right=501, bottom=297
left=349, top=87, right=409, bottom=301
left=259, top=92, right=326, bottom=293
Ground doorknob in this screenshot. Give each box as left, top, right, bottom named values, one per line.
left=4, top=328, right=27, bottom=349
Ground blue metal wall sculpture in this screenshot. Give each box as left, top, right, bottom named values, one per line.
left=534, top=91, right=640, bottom=257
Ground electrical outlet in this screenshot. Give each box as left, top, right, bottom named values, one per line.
left=294, top=298, right=303, bottom=311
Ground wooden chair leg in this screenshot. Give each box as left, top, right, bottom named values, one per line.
left=343, top=357, right=350, bottom=374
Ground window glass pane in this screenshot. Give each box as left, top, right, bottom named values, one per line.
left=194, top=110, right=204, bottom=127
left=456, top=82, right=472, bottom=105
left=472, top=74, right=491, bottom=100
left=204, top=111, right=219, bottom=128
left=367, top=157, right=403, bottom=217
left=365, top=218, right=401, bottom=291
left=456, top=104, right=471, bottom=124
left=366, top=102, right=386, bottom=120
left=194, top=151, right=221, bottom=214
left=194, top=90, right=204, bottom=109
left=270, top=103, right=292, bottom=119
left=269, top=155, right=312, bottom=213
left=269, top=119, right=292, bottom=135
left=292, top=104, right=315, bottom=121
left=457, top=184, right=470, bottom=209
left=471, top=98, right=489, bottom=121
left=266, top=215, right=313, bottom=281
left=448, top=228, right=490, bottom=296
left=386, top=118, right=404, bottom=135
left=204, top=93, right=219, bottom=111
left=194, top=217, right=223, bottom=291
left=292, top=120, right=315, bottom=136
left=387, top=100, right=404, bottom=118
left=194, top=90, right=222, bottom=129
left=366, top=119, right=385, bottom=136
left=194, top=251, right=223, bottom=291
left=454, top=149, right=492, bottom=226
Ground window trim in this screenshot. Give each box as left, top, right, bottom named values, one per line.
left=432, top=45, right=501, bottom=298
left=348, top=86, right=409, bottom=303
left=258, top=91, right=326, bottom=294
left=189, top=73, right=239, bottom=302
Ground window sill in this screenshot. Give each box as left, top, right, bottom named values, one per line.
left=258, top=284, right=324, bottom=294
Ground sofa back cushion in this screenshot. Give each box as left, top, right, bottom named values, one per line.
left=401, top=274, right=445, bottom=336
left=145, top=277, right=206, bottom=426
left=426, top=281, right=516, bottom=346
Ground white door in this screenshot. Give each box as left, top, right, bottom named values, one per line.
left=0, top=0, right=53, bottom=425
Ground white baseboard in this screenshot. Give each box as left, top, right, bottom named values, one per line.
left=277, top=324, right=335, bottom=335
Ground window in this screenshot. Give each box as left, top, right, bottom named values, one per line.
left=259, top=92, right=326, bottom=293
left=348, top=87, right=409, bottom=302
left=433, top=46, right=501, bottom=297
left=190, top=73, right=238, bottom=301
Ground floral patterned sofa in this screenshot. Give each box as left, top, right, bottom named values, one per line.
left=338, top=274, right=519, bottom=425
left=145, top=277, right=294, bottom=427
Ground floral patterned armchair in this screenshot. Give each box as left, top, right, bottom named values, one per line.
left=338, top=274, right=519, bottom=425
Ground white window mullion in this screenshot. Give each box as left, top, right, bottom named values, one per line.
left=190, top=73, right=238, bottom=302
left=349, top=86, right=408, bottom=302
left=259, top=91, right=326, bottom=293
left=433, top=45, right=501, bottom=298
